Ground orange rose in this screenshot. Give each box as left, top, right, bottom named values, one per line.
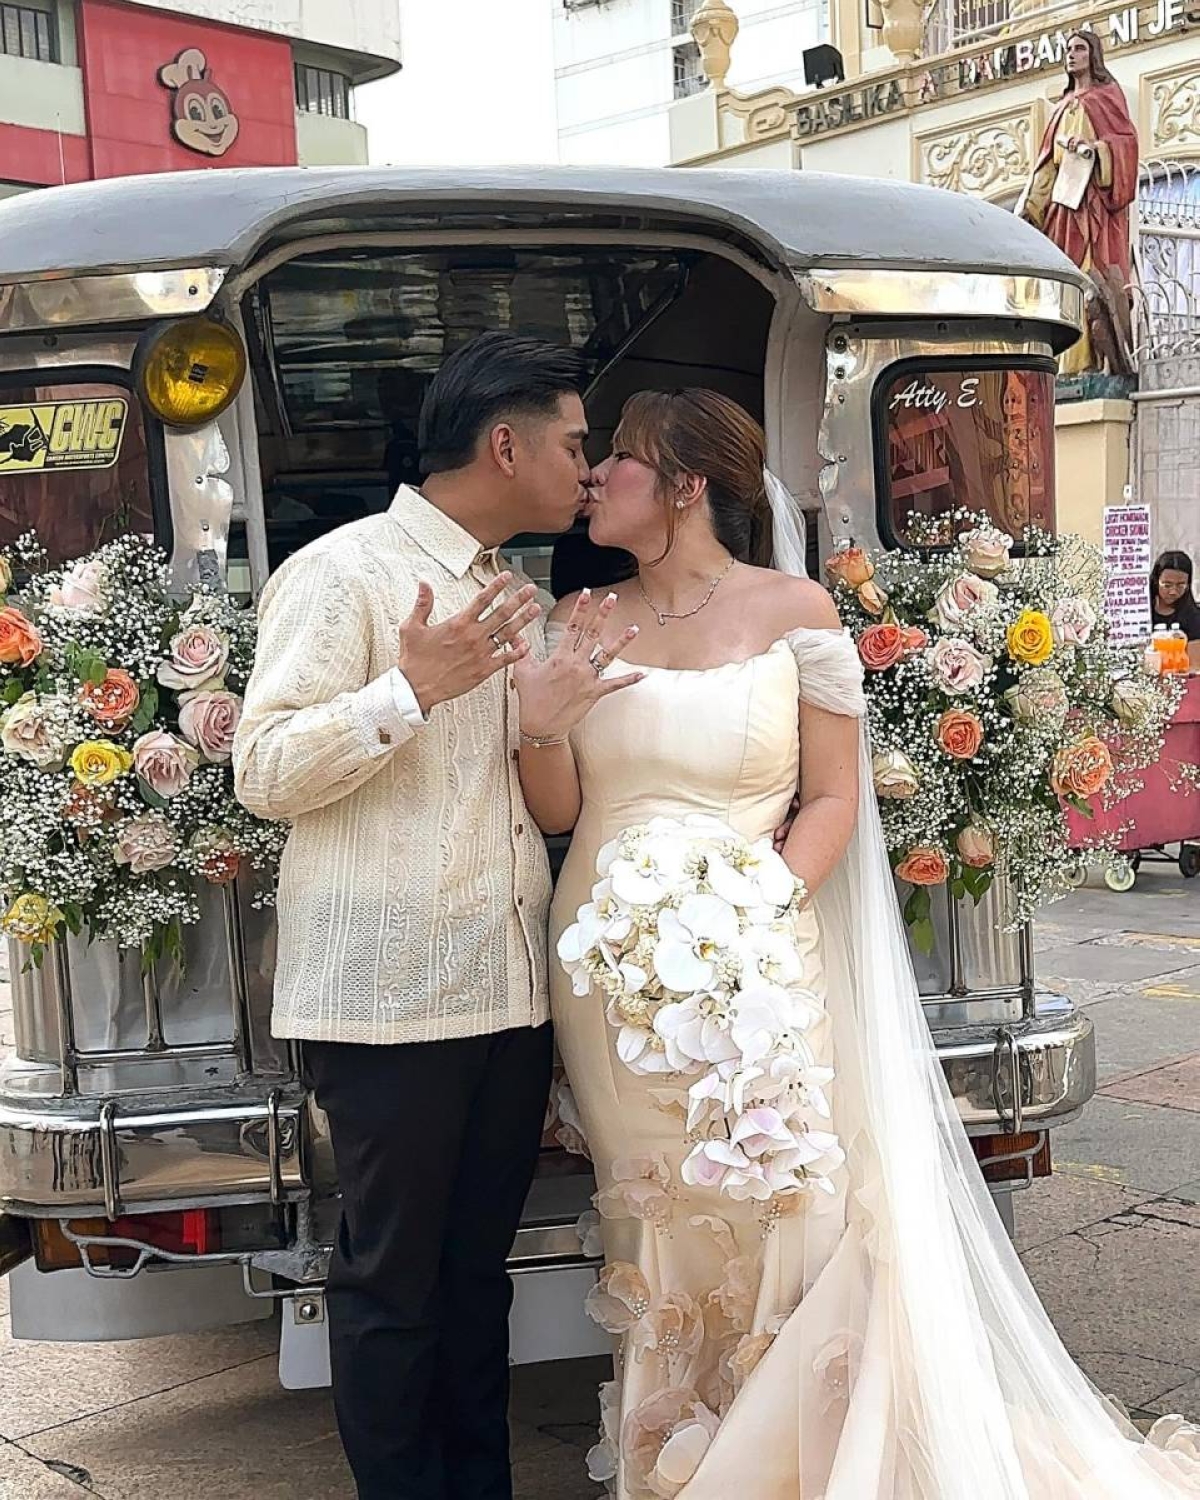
left=857, top=579, right=889, bottom=616
left=825, top=547, right=874, bottom=588
left=1051, top=736, right=1113, bottom=800
left=896, top=847, right=950, bottom=886
left=0, top=606, right=42, bottom=667
left=857, top=623, right=905, bottom=672
left=936, top=709, right=984, bottom=760
left=901, top=626, right=929, bottom=655
left=78, top=669, right=141, bottom=729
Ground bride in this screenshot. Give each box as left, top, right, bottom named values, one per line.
left=512, top=388, right=1200, bottom=1499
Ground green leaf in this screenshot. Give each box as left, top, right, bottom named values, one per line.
left=902, top=885, right=932, bottom=926
left=950, top=877, right=967, bottom=902
left=129, top=682, right=159, bottom=736
left=60, top=902, right=84, bottom=937
left=1064, top=793, right=1094, bottom=820
left=84, top=657, right=108, bottom=687
left=3, top=679, right=25, bottom=705
left=136, top=778, right=169, bottom=811
left=911, top=916, right=937, bottom=955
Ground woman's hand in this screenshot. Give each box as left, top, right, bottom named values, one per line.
left=514, top=590, right=644, bottom=740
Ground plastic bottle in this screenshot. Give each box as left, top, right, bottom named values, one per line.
left=1167, top=624, right=1190, bottom=673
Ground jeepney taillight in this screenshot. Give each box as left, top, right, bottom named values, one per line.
left=32, top=1209, right=220, bottom=1272
left=972, top=1132, right=1051, bottom=1185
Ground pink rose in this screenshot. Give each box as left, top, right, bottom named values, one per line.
left=114, top=814, right=178, bottom=875
left=956, top=821, right=995, bottom=869
left=857, top=624, right=905, bottom=672
left=929, top=636, right=988, bottom=696
left=930, top=574, right=998, bottom=632
left=178, top=690, right=242, bottom=764
left=157, top=625, right=229, bottom=692
left=132, top=730, right=199, bottom=798
left=1050, top=597, right=1097, bottom=648
left=896, top=846, right=950, bottom=886
left=959, top=527, right=1012, bottom=579
left=48, top=559, right=109, bottom=614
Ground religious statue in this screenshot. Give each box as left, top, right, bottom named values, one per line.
left=1017, top=30, right=1139, bottom=376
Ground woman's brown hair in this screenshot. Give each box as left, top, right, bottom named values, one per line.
left=612, top=389, right=771, bottom=566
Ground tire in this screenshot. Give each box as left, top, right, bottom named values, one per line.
left=1065, top=862, right=1088, bottom=889
left=1105, top=864, right=1137, bottom=893
left=1179, top=845, right=1200, bottom=880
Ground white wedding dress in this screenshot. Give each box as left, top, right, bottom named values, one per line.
left=546, top=620, right=1200, bottom=1500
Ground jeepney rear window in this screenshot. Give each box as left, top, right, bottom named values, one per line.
left=0, top=378, right=157, bottom=563
left=876, top=364, right=1055, bottom=548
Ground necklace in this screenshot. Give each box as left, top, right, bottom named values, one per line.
left=637, top=556, right=736, bottom=627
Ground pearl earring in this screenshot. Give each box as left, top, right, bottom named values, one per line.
left=674, top=500, right=685, bottom=510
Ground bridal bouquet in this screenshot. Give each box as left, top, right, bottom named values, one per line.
left=557, top=814, right=844, bottom=1208
left=826, top=517, right=1182, bottom=945
left=0, top=533, right=288, bottom=969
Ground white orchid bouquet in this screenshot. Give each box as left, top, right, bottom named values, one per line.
left=558, top=813, right=844, bottom=1208
left=826, top=516, right=1181, bottom=946
left=0, top=533, right=288, bottom=970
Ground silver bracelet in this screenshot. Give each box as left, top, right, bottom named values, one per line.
left=519, top=729, right=569, bottom=748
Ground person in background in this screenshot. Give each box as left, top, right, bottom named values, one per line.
left=1151, top=549, right=1200, bottom=640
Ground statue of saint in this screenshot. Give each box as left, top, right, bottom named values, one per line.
left=1018, top=30, right=1139, bottom=376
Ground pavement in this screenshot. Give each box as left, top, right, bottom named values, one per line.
left=1, top=865, right=1199, bottom=1498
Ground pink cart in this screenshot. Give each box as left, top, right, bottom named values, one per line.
left=1066, top=676, right=1200, bottom=890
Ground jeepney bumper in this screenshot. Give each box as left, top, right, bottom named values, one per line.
left=934, top=1001, right=1097, bottom=1134
left=0, top=1082, right=308, bottom=1218
left=0, top=1009, right=1095, bottom=1219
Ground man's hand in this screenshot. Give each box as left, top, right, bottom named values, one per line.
left=399, top=573, right=540, bottom=714
left=773, top=792, right=800, bottom=853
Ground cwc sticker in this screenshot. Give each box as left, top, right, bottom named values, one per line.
left=0, top=399, right=128, bottom=473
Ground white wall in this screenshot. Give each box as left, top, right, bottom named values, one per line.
left=0, top=53, right=85, bottom=138
left=555, top=0, right=825, bottom=166
left=360, top=0, right=559, bottom=166
left=121, top=0, right=402, bottom=72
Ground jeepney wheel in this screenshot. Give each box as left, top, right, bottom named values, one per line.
left=1104, top=863, right=1137, bottom=893
left=1064, top=862, right=1088, bottom=889
left=1179, top=844, right=1200, bottom=880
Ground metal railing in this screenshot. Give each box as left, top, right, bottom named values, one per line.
left=920, top=0, right=1077, bottom=57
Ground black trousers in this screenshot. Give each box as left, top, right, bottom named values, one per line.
left=304, top=1022, right=554, bottom=1500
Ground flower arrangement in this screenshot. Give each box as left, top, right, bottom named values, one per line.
left=826, top=518, right=1181, bottom=947
left=0, top=534, right=287, bottom=969
left=558, top=813, right=843, bottom=1211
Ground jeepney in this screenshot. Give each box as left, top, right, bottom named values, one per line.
left=0, top=166, right=1096, bottom=1380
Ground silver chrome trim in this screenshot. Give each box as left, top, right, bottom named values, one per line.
left=0, top=1087, right=307, bottom=1216
left=935, top=1010, right=1096, bottom=1132
left=800, top=268, right=1085, bottom=339
left=0, top=269, right=225, bottom=335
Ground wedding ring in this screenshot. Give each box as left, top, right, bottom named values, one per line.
left=490, top=631, right=504, bottom=649
left=589, top=646, right=610, bottom=674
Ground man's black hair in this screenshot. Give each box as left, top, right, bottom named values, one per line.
left=418, top=332, right=587, bottom=475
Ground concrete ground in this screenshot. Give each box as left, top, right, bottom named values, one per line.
left=2, top=865, right=1199, bottom=1498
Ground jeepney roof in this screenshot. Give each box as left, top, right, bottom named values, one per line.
left=0, top=165, right=1085, bottom=290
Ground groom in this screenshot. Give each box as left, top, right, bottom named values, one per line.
left=234, top=333, right=592, bottom=1500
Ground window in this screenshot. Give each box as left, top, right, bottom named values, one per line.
left=922, top=0, right=1011, bottom=54
left=0, top=3, right=56, bottom=63
left=294, top=63, right=352, bottom=120
left=673, top=40, right=705, bottom=99
left=875, top=363, right=1055, bottom=548
left=0, top=378, right=161, bottom=563
left=671, top=0, right=701, bottom=38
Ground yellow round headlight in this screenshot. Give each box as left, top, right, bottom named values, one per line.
left=138, top=317, right=247, bottom=428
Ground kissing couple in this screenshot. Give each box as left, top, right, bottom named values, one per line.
left=234, top=333, right=1200, bottom=1500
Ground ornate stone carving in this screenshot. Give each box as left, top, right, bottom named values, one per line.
left=918, top=112, right=1037, bottom=201
left=1150, top=68, right=1200, bottom=152
left=691, top=0, right=739, bottom=91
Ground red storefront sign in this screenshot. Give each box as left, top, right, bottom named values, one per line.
left=1, top=0, right=298, bottom=186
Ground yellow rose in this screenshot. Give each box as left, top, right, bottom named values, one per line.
left=1006, top=609, right=1054, bottom=666
left=2, top=893, right=63, bottom=945
left=69, top=739, right=134, bottom=787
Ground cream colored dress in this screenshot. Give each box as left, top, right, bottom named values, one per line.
left=549, top=626, right=1200, bottom=1500
left=549, top=632, right=851, bottom=1499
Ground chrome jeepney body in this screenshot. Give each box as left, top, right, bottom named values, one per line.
left=0, top=166, right=1094, bottom=1353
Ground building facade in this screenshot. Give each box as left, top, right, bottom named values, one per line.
left=554, top=0, right=827, bottom=164
left=0, top=0, right=401, bottom=195
left=669, top=0, right=1200, bottom=559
